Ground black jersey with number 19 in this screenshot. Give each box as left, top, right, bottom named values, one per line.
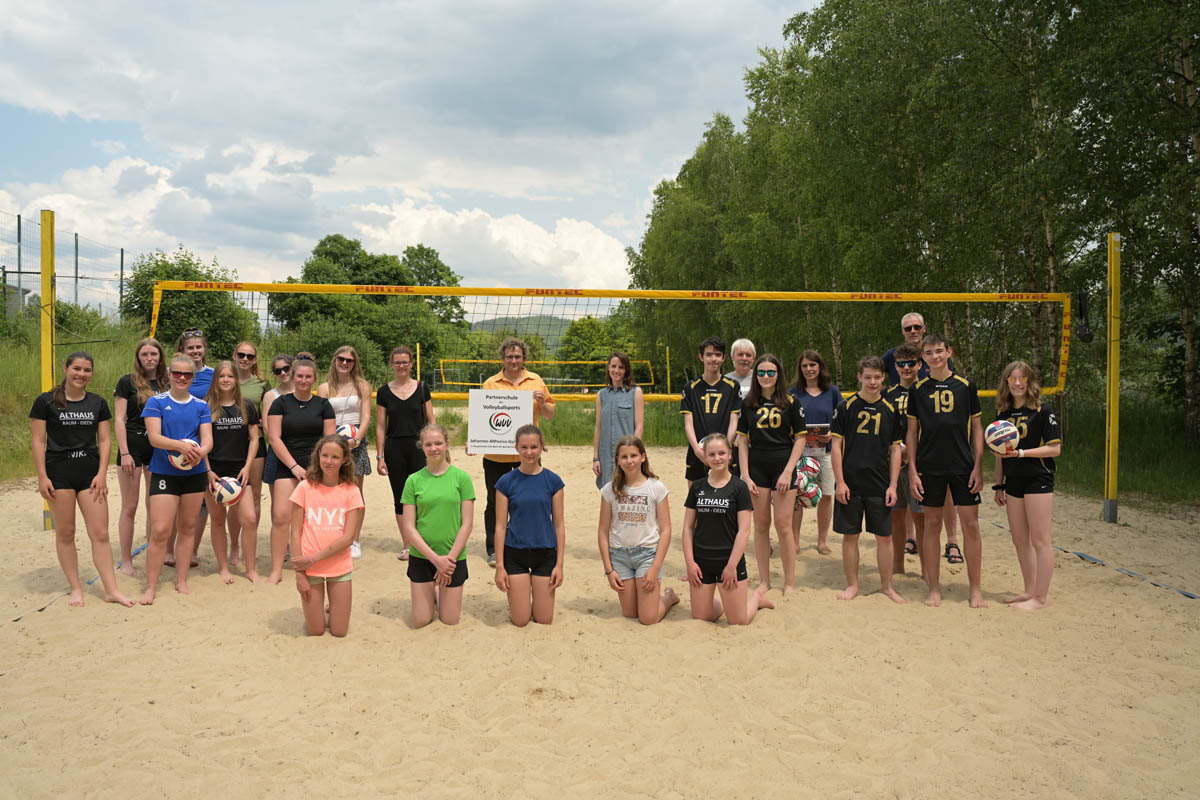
left=908, top=372, right=981, bottom=476
left=831, top=393, right=903, bottom=495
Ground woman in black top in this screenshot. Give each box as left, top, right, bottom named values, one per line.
left=203, top=361, right=261, bottom=584
left=266, top=357, right=335, bottom=583
left=375, top=345, right=435, bottom=560
left=31, top=351, right=133, bottom=607
left=113, top=336, right=167, bottom=576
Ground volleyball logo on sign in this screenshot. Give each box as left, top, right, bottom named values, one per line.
left=489, top=411, right=513, bottom=433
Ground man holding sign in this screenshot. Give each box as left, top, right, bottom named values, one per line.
left=475, top=337, right=556, bottom=566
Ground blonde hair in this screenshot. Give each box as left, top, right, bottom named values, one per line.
left=996, top=360, right=1042, bottom=413
left=323, top=345, right=371, bottom=411
left=205, top=361, right=249, bottom=424
left=419, top=423, right=452, bottom=463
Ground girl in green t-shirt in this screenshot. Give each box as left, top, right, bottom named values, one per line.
left=400, top=424, right=476, bottom=627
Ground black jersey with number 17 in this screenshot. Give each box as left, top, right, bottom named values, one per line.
left=908, top=372, right=981, bottom=476
left=831, top=392, right=903, bottom=495
left=680, top=376, right=742, bottom=440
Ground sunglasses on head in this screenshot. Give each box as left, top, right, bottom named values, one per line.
left=903, top=324, right=924, bottom=332
left=896, top=360, right=920, bottom=368
left=182, top=327, right=204, bottom=338
left=273, top=365, right=291, bottom=375
left=170, top=370, right=195, bottom=380
left=756, top=369, right=777, bottom=377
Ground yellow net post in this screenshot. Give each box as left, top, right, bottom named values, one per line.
left=1103, top=233, right=1121, bottom=523
left=40, top=210, right=56, bottom=531
left=416, top=342, right=421, bottom=383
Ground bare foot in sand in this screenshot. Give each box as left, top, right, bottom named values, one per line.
left=218, top=570, right=235, bottom=585
left=663, top=586, right=680, bottom=608
left=817, top=544, right=832, bottom=555
left=267, top=572, right=283, bottom=585
left=837, top=585, right=859, bottom=601
left=139, top=588, right=157, bottom=605
left=924, top=589, right=942, bottom=607
left=176, top=581, right=191, bottom=595
left=754, top=585, right=776, bottom=610
left=163, top=557, right=176, bottom=568
left=246, top=570, right=261, bottom=583
left=1004, top=592, right=1033, bottom=605
left=782, top=584, right=795, bottom=596
left=105, top=590, right=135, bottom=607
left=756, top=581, right=771, bottom=594
left=229, top=550, right=241, bottom=568
left=119, top=562, right=136, bottom=577
left=968, top=589, right=987, bottom=609
left=68, top=589, right=85, bottom=607
left=1012, top=598, right=1046, bottom=611
left=881, top=587, right=907, bottom=604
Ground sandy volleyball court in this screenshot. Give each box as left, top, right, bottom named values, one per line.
left=0, top=445, right=1197, bottom=798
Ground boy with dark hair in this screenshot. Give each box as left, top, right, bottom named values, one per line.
left=830, top=356, right=905, bottom=603
left=906, top=334, right=986, bottom=608
left=681, top=336, right=742, bottom=485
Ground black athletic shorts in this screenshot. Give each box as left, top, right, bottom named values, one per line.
left=1003, top=474, right=1054, bottom=498
left=685, top=447, right=741, bottom=481
left=834, top=495, right=893, bottom=536
left=503, top=545, right=557, bottom=578
left=407, top=557, right=469, bottom=587
left=46, top=454, right=98, bottom=493
left=208, top=459, right=245, bottom=480
left=918, top=473, right=981, bottom=507
left=747, top=448, right=794, bottom=490
left=149, top=472, right=208, bottom=496
left=255, top=437, right=267, bottom=459
left=126, top=430, right=153, bottom=467
left=694, top=553, right=748, bottom=585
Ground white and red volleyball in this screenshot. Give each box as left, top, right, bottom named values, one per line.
left=213, top=476, right=244, bottom=506
left=796, top=474, right=822, bottom=508
left=169, top=439, right=199, bottom=470
left=336, top=424, right=359, bottom=441
left=985, top=419, right=1020, bottom=455
left=795, top=456, right=820, bottom=480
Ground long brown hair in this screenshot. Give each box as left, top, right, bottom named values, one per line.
left=792, top=349, right=832, bottom=393
left=745, top=353, right=791, bottom=408
left=306, top=434, right=356, bottom=486
left=605, top=352, right=635, bottom=389
left=996, top=360, right=1041, bottom=413
left=205, top=361, right=249, bottom=424
left=132, top=337, right=168, bottom=406
left=52, top=351, right=94, bottom=409
left=610, top=435, right=657, bottom=497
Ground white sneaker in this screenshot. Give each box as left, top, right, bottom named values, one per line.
left=350, top=541, right=362, bottom=559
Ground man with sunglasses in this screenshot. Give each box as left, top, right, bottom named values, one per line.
left=882, top=313, right=954, bottom=386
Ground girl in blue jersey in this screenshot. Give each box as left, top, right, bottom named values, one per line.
left=140, top=353, right=213, bottom=603
left=494, top=425, right=565, bottom=626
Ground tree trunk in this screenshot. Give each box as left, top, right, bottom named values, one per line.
left=827, top=274, right=842, bottom=385
left=1175, top=41, right=1200, bottom=435
left=1184, top=305, right=1199, bottom=437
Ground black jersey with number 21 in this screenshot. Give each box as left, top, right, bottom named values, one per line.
left=831, top=393, right=902, bottom=495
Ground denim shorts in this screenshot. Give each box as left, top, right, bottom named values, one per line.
left=609, top=545, right=657, bottom=580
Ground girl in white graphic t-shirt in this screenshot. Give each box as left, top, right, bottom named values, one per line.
left=597, top=436, right=679, bottom=624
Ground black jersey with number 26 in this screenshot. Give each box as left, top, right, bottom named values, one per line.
left=737, top=397, right=806, bottom=450
left=831, top=393, right=903, bottom=495
left=680, top=376, right=742, bottom=440
left=998, top=403, right=1061, bottom=479
left=908, top=372, right=981, bottom=476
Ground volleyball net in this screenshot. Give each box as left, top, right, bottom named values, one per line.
left=147, top=281, right=1072, bottom=402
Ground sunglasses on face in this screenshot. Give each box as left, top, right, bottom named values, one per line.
left=903, top=324, right=924, bottom=332
left=335, top=356, right=355, bottom=365
left=756, top=369, right=777, bottom=377
left=170, top=370, right=195, bottom=380
left=235, top=352, right=256, bottom=360
left=896, top=360, right=920, bottom=368
left=273, top=366, right=291, bottom=376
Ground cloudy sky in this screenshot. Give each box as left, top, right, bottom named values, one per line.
left=0, top=1, right=812, bottom=291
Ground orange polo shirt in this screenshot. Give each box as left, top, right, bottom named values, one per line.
left=481, top=369, right=555, bottom=463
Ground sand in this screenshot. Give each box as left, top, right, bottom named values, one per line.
left=0, top=445, right=1197, bottom=799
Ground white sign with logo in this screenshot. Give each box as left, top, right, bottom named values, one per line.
left=467, top=389, right=534, bottom=455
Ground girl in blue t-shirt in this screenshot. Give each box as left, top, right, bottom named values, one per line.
left=493, top=425, right=565, bottom=626
left=140, top=353, right=213, bottom=604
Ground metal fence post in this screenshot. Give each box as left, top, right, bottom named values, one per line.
left=15, top=213, right=20, bottom=309
left=119, top=248, right=124, bottom=318
left=74, top=232, right=79, bottom=305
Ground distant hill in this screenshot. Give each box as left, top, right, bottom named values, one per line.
left=471, top=314, right=573, bottom=353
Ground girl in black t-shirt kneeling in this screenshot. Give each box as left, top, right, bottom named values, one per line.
left=30, top=351, right=133, bottom=607
left=682, top=434, right=774, bottom=625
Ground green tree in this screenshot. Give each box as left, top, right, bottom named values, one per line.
left=558, top=315, right=614, bottom=385
left=120, top=246, right=257, bottom=359
left=402, top=244, right=467, bottom=326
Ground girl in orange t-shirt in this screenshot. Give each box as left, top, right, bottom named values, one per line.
left=289, top=435, right=364, bottom=637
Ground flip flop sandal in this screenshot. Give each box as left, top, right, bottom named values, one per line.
left=396, top=548, right=410, bottom=561
left=945, top=542, right=964, bottom=564
left=905, top=538, right=918, bottom=555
